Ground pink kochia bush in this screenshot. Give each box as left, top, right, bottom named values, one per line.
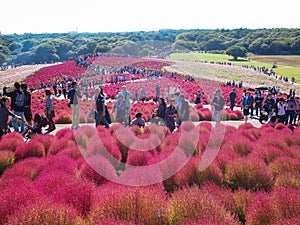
left=0, top=176, right=44, bottom=224
left=89, top=183, right=168, bottom=225
left=166, top=185, right=239, bottom=225
left=34, top=170, right=95, bottom=216
left=0, top=132, right=24, bottom=151
left=14, top=140, right=45, bottom=161
left=0, top=150, right=15, bottom=175
left=224, top=156, right=273, bottom=191
left=246, top=187, right=300, bottom=225
left=6, top=200, right=81, bottom=225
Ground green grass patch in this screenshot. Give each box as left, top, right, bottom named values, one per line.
left=169, top=52, right=300, bottom=81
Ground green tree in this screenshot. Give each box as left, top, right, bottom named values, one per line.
left=33, top=43, right=58, bottom=63
left=226, top=46, right=247, bottom=60
left=0, top=52, right=7, bottom=65
left=94, top=44, right=112, bottom=53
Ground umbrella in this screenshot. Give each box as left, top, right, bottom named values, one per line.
left=255, top=86, right=269, bottom=91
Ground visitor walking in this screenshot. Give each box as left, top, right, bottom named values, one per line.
left=68, top=81, right=82, bottom=129
left=212, top=89, right=225, bottom=123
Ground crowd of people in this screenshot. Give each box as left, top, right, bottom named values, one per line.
left=2, top=55, right=300, bottom=139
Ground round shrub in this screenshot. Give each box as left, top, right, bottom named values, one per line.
left=15, top=140, right=45, bottom=161
left=6, top=200, right=81, bottom=225
left=166, top=186, right=239, bottom=225
left=90, top=183, right=167, bottom=225
left=1, top=157, right=45, bottom=181
left=55, top=112, right=72, bottom=124
left=224, top=157, right=273, bottom=191
left=0, top=132, right=24, bottom=152
left=0, top=150, right=15, bottom=175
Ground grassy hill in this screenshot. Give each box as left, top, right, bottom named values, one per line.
left=168, top=52, right=300, bottom=82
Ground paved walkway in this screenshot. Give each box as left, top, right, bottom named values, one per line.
left=47, top=117, right=261, bottom=136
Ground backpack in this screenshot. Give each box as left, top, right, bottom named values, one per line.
left=15, top=91, right=25, bottom=107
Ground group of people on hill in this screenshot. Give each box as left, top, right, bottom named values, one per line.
left=238, top=88, right=300, bottom=126
left=0, top=82, right=56, bottom=138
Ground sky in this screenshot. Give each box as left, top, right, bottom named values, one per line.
left=0, top=0, right=299, bottom=34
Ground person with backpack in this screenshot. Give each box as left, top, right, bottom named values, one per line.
left=285, top=96, right=297, bottom=125
left=21, top=83, right=32, bottom=125
left=3, top=82, right=25, bottom=133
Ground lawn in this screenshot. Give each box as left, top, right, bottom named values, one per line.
left=169, top=52, right=300, bottom=82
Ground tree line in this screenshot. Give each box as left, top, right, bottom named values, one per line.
left=0, top=28, right=300, bottom=66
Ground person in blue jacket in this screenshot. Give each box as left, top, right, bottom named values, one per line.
left=242, top=91, right=253, bottom=123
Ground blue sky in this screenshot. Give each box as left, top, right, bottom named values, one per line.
left=1, top=0, right=299, bottom=34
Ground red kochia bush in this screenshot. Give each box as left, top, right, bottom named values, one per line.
left=0, top=132, right=24, bottom=151
left=15, top=140, right=45, bottom=161
left=89, top=183, right=167, bottom=225
left=0, top=177, right=43, bottom=224
left=224, top=157, right=273, bottom=191
left=34, top=170, right=95, bottom=216
left=48, top=138, right=77, bottom=155
left=0, top=150, right=15, bottom=175
left=246, top=187, right=300, bottom=224
left=222, top=134, right=253, bottom=156
left=31, top=134, right=56, bottom=154
left=6, top=200, right=81, bottom=225
left=79, top=155, right=118, bottom=186
left=166, top=186, right=239, bottom=225
left=1, top=157, right=45, bottom=181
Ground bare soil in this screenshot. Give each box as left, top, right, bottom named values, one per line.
left=248, top=55, right=300, bottom=67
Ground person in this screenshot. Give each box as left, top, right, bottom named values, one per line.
left=242, top=91, right=252, bottom=123
left=276, top=98, right=286, bottom=124
left=157, top=97, right=166, bottom=120
left=155, top=84, right=161, bottom=102
left=229, top=88, right=236, bottom=110
left=68, top=81, right=82, bottom=129
left=212, top=90, right=225, bottom=123
left=293, top=97, right=300, bottom=126
left=195, top=90, right=202, bottom=104
left=131, top=112, right=146, bottom=128
left=169, top=85, right=175, bottom=99
left=133, top=89, right=139, bottom=103
left=121, top=86, right=131, bottom=127
left=95, top=87, right=109, bottom=128
left=165, top=99, right=177, bottom=133
left=0, top=96, right=22, bottom=138
left=21, top=83, right=32, bottom=125
left=140, top=87, right=146, bottom=102
left=45, top=89, right=56, bottom=131
left=263, top=94, right=275, bottom=118
left=285, top=96, right=297, bottom=125
left=180, top=94, right=190, bottom=122
left=112, top=93, right=127, bottom=125
left=3, top=82, right=25, bottom=133
left=267, top=114, right=278, bottom=127
left=254, top=91, right=264, bottom=117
